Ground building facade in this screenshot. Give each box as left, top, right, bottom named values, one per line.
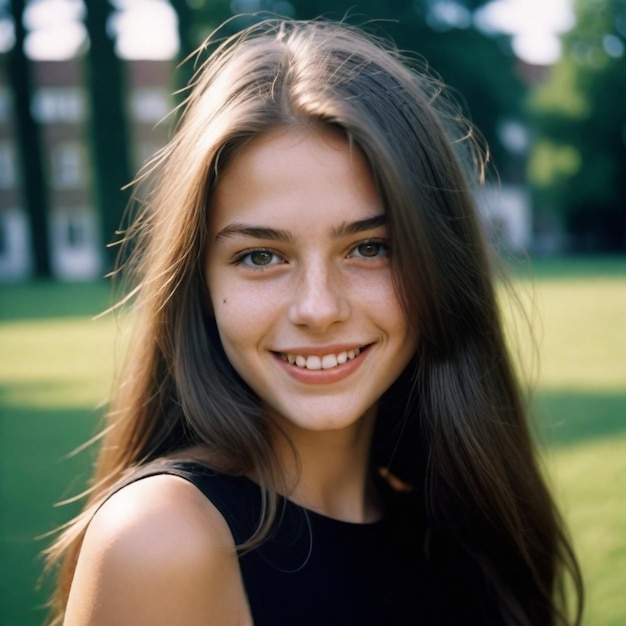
left=0, top=57, right=173, bottom=281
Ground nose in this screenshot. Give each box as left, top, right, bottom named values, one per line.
left=287, top=262, right=350, bottom=332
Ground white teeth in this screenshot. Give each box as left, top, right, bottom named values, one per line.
left=306, top=355, right=322, bottom=370
left=321, top=354, right=338, bottom=369
left=281, top=348, right=364, bottom=370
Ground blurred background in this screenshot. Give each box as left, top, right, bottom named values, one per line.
left=0, top=0, right=624, bottom=624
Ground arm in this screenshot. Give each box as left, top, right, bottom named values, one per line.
left=64, top=475, right=251, bottom=626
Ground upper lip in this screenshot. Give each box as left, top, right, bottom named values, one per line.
left=273, top=343, right=370, bottom=356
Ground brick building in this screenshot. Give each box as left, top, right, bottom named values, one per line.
left=0, top=57, right=173, bottom=280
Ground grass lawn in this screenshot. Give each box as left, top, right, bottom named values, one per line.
left=1, top=257, right=625, bottom=625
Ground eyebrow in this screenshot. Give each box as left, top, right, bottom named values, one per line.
left=214, top=214, right=387, bottom=243
left=214, top=223, right=294, bottom=243
left=330, top=214, right=387, bottom=238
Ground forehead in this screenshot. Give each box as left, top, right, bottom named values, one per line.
left=208, top=127, right=383, bottom=237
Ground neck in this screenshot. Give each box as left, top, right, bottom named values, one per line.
left=269, top=407, right=380, bottom=523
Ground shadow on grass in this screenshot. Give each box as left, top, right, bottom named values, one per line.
left=0, top=280, right=115, bottom=322
left=534, top=389, right=626, bottom=448
left=2, top=385, right=624, bottom=625
left=0, top=400, right=103, bottom=626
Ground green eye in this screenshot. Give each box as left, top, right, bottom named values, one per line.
left=235, top=249, right=283, bottom=267
left=352, top=240, right=389, bottom=258
left=248, top=250, right=275, bottom=265
left=358, top=242, right=382, bottom=257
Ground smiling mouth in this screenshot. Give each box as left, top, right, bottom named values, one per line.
left=277, top=346, right=368, bottom=371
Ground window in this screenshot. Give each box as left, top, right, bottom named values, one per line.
left=55, top=208, right=92, bottom=250
left=31, top=87, right=85, bottom=123
left=65, top=213, right=88, bottom=248
left=51, top=142, right=85, bottom=189
left=50, top=208, right=102, bottom=279
left=131, top=88, right=170, bottom=123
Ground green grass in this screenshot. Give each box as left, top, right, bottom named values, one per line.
left=547, top=439, right=626, bottom=626
left=0, top=281, right=117, bottom=625
left=1, top=258, right=625, bottom=625
left=516, top=258, right=626, bottom=625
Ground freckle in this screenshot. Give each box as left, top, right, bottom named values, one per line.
left=223, top=298, right=227, bottom=304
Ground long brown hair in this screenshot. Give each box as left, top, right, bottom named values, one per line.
left=46, top=18, right=583, bottom=625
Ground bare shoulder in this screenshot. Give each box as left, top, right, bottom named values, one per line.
left=64, top=474, right=251, bottom=626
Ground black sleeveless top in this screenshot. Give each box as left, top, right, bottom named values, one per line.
left=129, top=461, right=492, bottom=625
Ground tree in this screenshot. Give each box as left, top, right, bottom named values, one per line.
left=169, top=0, right=233, bottom=96
left=168, top=0, right=525, bottom=177
left=83, top=0, right=133, bottom=271
left=291, top=0, right=524, bottom=170
left=6, top=0, right=52, bottom=277
left=528, top=0, right=626, bottom=251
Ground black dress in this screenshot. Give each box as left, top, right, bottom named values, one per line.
left=128, top=461, right=489, bottom=625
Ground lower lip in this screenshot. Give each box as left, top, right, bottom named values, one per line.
left=273, top=348, right=368, bottom=385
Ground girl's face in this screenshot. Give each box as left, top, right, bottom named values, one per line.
left=206, top=128, right=417, bottom=438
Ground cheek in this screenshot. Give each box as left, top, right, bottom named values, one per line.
left=361, top=276, right=410, bottom=332
left=212, top=308, right=250, bottom=377
left=209, top=283, right=272, bottom=356
left=212, top=299, right=244, bottom=346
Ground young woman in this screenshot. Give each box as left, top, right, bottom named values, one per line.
left=46, top=18, right=583, bottom=626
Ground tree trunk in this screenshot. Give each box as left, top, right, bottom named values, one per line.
left=7, top=0, right=52, bottom=278
left=83, top=0, right=132, bottom=273
left=170, top=0, right=196, bottom=99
